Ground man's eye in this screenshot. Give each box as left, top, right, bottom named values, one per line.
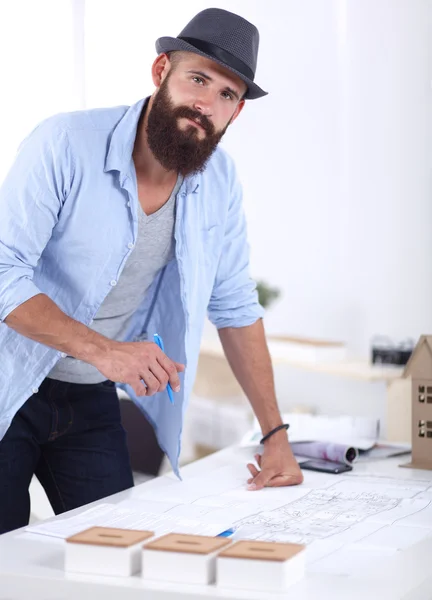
left=193, top=76, right=204, bottom=85
left=221, top=92, right=233, bottom=100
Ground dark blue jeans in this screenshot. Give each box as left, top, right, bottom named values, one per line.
left=0, top=378, right=134, bottom=534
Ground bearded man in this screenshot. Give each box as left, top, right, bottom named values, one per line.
left=0, top=8, right=303, bottom=535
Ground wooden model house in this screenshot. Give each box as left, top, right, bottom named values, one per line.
left=402, top=335, right=432, bottom=469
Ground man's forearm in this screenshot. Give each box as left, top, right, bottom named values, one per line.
left=218, top=319, right=283, bottom=435
left=5, top=293, right=184, bottom=397
left=4, top=293, right=110, bottom=363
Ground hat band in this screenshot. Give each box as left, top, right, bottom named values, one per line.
left=178, top=36, right=254, bottom=81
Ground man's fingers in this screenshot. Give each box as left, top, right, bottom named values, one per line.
left=133, top=379, right=148, bottom=397
left=269, top=474, right=303, bottom=487
left=248, top=470, right=274, bottom=491
left=140, top=370, right=160, bottom=396
left=247, top=457, right=275, bottom=490
left=247, top=463, right=259, bottom=479
left=248, top=472, right=304, bottom=489
left=158, top=356, right=181, bottom=392
left=247, top=456, right=264, bottom=487
left=174, top=362, right=185, bottom=372
left=150, top=362, right=169, bottom=391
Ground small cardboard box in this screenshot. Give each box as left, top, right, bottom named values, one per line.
left=142, top=533, right=231, bottom=585
left=216, top=540, right=306, bottom=592
left=65, top=526, right=154, bottom=576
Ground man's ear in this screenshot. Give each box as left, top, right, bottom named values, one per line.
left=230, top=98, right=246, bottom=125
left=151, top=53, right=171, bottom=89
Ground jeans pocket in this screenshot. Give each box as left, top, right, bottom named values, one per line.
left=99, top=380, right=116, bottom=391
left=75, top=380, right=116, bottom=394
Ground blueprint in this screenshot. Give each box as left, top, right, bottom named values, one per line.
left=230, top=487, right=400, bottom=544
left=27, top=463, right=432, bottom=578
left=225, top=471, right=432, bottom=575
left=136, top=464, right=432, bottom=576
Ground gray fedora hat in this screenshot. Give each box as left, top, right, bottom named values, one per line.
left=155, top=8, right=267, bottom=100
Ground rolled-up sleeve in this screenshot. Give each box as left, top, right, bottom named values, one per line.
left=207, top=168, right=264, bottom=329
left=0, top=120, right=70, bottom=322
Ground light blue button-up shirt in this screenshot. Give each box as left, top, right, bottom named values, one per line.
left=0, top=97, right=263, bottom=475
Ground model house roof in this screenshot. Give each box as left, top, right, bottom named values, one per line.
left=403, top=335, right=432, bottom=379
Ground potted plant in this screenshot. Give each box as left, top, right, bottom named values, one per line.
left=256, top=280, right=280, bottom=310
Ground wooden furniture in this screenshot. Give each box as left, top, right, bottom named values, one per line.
left=198, top=338, right=408, bottom=443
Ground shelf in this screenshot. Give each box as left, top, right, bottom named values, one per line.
left=199, top=339, right=404, bottom=384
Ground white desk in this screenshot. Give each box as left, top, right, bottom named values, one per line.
left=1, top=447, right=432, bottom=600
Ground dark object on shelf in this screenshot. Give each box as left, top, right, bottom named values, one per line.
left=371, top=336, right=414, bottom=366
left=120, top=398, right=165, bottom=476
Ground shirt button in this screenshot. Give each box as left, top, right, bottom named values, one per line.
left=128, top=242, right=134, bottom=249
left=127, top=201, right=131, bottom=207
left=60, top=352, right=67, bottom=358
left=110, top=280, right=117, bottom=286
left=32, top=387, right=39, bottom=394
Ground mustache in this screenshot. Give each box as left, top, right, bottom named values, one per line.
left=172, top=106, right=214, bottom=135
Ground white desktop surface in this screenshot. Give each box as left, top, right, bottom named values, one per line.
left=0, top=446, right=431, bottom=600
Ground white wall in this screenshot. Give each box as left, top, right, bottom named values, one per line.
left=0, top=0, right=79, bottom=182
left=338, top=0, right=432, bottom=355
left=85, top=0, right=432, bottom=357
left=1, top=1, right=429, bottom=430
left=83, top=0, right=432, bottom=430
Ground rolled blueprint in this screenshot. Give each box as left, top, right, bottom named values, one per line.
left=291, top=441, right=358, bottom=465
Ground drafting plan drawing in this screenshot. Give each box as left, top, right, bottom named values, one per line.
left=135, top=464, right=432, bottom=577
left=27, top=463, right=432, bottom=578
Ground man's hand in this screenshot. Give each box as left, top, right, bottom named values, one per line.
left=246, top=432, right=303, bottom=490
left=92, top=340, right=185, bottom=398
left=4, top=295, right=185, bottom=397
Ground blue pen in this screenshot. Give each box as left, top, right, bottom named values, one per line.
left=217, top=528, right=236, bottom=538
left=153, top=333, right=174, bottom=405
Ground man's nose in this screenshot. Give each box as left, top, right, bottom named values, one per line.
left=193, top=90, right=214, bottom=117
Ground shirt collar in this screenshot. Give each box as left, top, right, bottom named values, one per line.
left=104, top=97, right=147, bottom=176
left=104, top=96, right=200, bottom=194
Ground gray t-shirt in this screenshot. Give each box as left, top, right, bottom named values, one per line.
left=48, top=175, right=182, bottom=384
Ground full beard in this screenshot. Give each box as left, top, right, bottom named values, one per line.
left=146, top=77, right=229, bottom=177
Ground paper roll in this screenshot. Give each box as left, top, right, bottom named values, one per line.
left=291, top=441, right=358, bottom=465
